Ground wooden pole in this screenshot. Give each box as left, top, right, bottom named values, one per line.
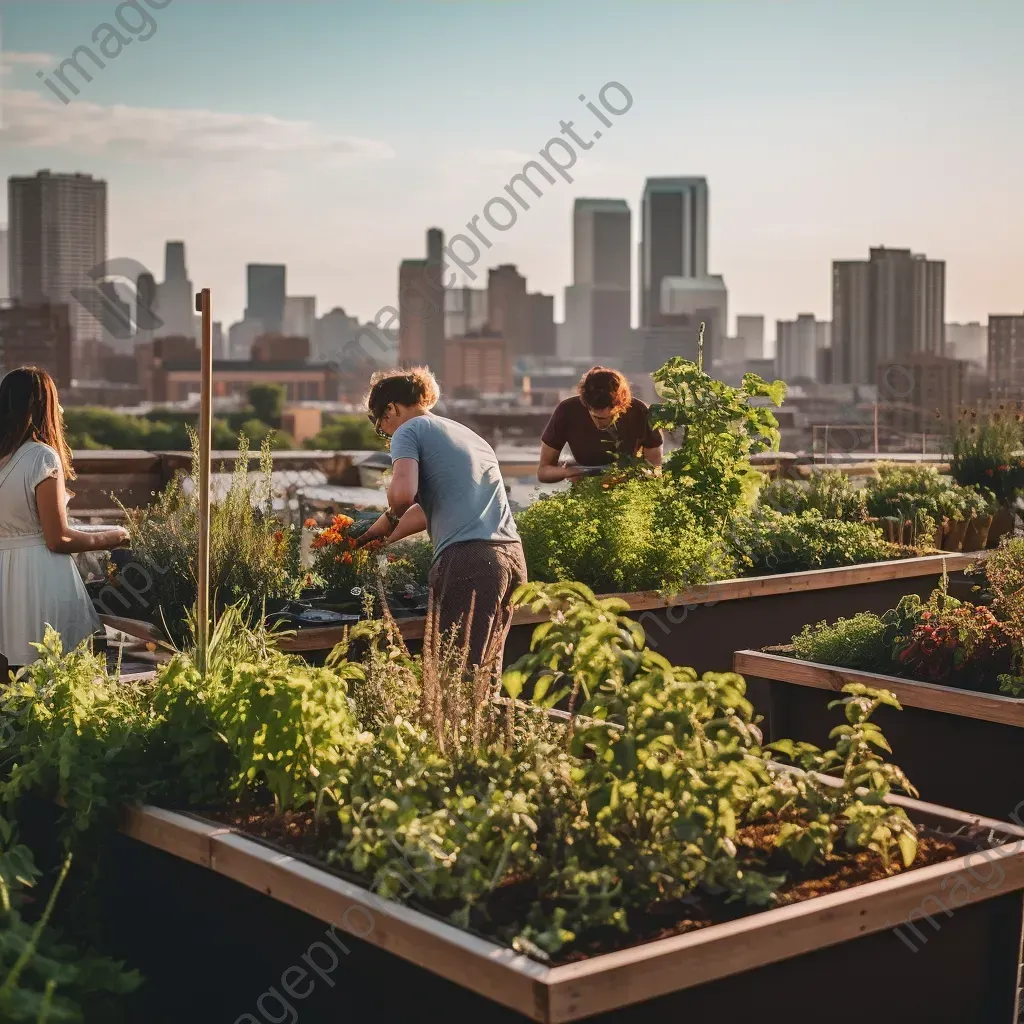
left=194, top=288, right=212, bottom=671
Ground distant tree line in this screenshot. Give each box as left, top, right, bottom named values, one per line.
left=64, top=383, right=385, bottom=452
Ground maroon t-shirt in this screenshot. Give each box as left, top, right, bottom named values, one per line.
left=541, top=397, right=663, bottom=466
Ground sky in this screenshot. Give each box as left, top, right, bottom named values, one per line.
left=2, top=0, right=1023, bottom=342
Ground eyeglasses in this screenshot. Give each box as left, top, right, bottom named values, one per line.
left=367, top=407, right=391, bottom=440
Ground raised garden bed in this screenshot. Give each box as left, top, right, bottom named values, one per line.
left=87, top=798, right=1024, bottom=1023
left=735, top=648, right=1024, bottom=822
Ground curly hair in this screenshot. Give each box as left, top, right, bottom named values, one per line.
left=578, top=367, right=632, bottom=416
left=365, top=366, right=440, bottom=420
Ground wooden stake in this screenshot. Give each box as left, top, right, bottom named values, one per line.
left=194, top=288, right=213, bottom=671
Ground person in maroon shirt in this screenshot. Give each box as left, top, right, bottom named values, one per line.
left=537, top=367, right=663, bottom=482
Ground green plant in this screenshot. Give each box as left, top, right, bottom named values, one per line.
left=865, top=463, right=987, bottom=538
left=515, top=475, right=734, bottom=594
left=0, top=824, right=140, bottom=1021
left=792, top=613, right=891, bottom=672
left=759, top=471, right=868, bottom=521
left=304, top=414, right=387, bottom=451
left=113, top=433, right=305, bottom=643
left=767, top=683, right=918, bottom=871
left=648, top=356, right=786, bottom=528
left=2, top=585, right=929, bottom=969
left=728, top=506, right=909, bottom=575
left=951, top=410, right=1024, bottom=507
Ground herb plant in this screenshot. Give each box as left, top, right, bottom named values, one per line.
left=648, top=357, right=787, bottom=528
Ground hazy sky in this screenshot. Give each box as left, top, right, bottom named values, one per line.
left=2, top=0, right=1022, bottom=340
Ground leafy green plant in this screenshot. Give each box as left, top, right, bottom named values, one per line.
left=759, top=471, right=868, bottom=522
left=951, top=410, right=1024, bottom=507
left=112, top=433, right=305, bottom=643
left=792, top=613, right=891, bottom=672
left=2, top=585, right=929, bottom=968
left=515, top=475, right=734, bottom=594
left=728, top=506, right=910, bottom=575
left=767, top=683, right=918, bottom=870
left=649, top=357, right=786, bottom=528
left=0, top=825, right=139, bottom=1022
left=865, top=463, right=987, bottom=541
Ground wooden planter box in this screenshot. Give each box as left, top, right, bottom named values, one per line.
left=82, top=799, right=1024, bottom=1023
left=735, top=649, right=1024, bottom=822
left=96, top=553, right=984, bottom=697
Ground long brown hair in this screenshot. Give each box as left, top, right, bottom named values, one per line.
left=0, top=367, right=75, bottom=480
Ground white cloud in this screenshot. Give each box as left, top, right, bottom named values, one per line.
left=0, top=51, right=55, bottom=76
left=0, top=89, right=394, bottom=167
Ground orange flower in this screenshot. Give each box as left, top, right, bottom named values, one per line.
left=335, top=555, right=342, bottom=563
left=342, top=552, right=353, bottom=564
left=273, top=530, right=284, bottom=544
left=304, top=517, right=317, bottom=529
left=332, top=514, right=354, bottom=530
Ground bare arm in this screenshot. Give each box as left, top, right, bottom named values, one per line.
left=643, top=445, right=664, bottom=472
left=36, top=475, right=129, bottom=554
left=387, top=458, right=419, bottom=517
left=356, top=504, right=427, bottom=547
left=537, top=442, right=583, bottom=484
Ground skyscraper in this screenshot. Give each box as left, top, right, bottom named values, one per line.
left=831, top=247, right=946, bottom=384
left=640, top=177, right=708, bottom=327
left=7, top=170, right=107, bottom=344
left=156, top=241, right=198, bottom=340
left=284, top=296, right=317, bottom=341
left=398, top=228, right=446, bottom=373
left=562, top=198, right=631, bottom=359
left=776, top=314, right=830, bottom=382
left=735, top=315, right=765, bottom=360
left=246, top=264, right=286, bottom=334
left=988, top=315, right=1024, bottom=392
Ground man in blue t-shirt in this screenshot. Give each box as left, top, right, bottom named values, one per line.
left=356, top=368, right=526, bottom=670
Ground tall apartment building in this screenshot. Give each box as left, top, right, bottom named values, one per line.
left=0, top=302, right=73, bottom=386
left=7, top=170, right=107, bottom=345
left=831, top=246, right=945, bottom=384
left=988, top=315, right=1024, bottom=392
left=283, top=296, right=317, bottom=342
left=444, top=330, right=510, bottom=394
left=444, top=286, right=488, bottom=340
left=877, top=352, right=966, bottom=434
left=245, top=264, right=286, bottom=334
left=735, top=315, right=764, bottom=360
left=946, top=321, right=987, bottom=372
left=562, top=198, right=631, bottom=359
left=528, top=293, right=556, bottom=357
left=488, top=264, right=531, bottom=357
left=398, top=228, right=446, bottom=373
left=776, top=314, right=830, bottom=382
left=640, top=177, right=708, bottom=327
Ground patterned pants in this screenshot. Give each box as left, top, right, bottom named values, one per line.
left=428, top=540, right=527, bottom=670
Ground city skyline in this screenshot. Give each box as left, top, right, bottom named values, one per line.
left=2, top=1, right=1022, bottom=334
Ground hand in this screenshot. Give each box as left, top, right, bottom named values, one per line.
left=110, top=526, right=131, bottom=549
left=563, top=466, right=585, bottom=482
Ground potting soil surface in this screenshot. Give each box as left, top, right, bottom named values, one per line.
left=204, top=808, right=960, bottom=965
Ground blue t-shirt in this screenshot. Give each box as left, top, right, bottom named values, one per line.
left=388, top=414, right=520, bottom=560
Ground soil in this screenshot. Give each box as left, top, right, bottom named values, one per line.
left=202, top=806, right=961, bottom=965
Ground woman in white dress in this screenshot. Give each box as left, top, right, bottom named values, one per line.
left=0, top=367, right=129, bottom=673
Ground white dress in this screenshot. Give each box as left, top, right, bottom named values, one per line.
left=0, top=442, right=101, bottom=665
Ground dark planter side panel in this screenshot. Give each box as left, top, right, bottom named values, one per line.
left=503, top=571, right=965, bottom=712
left=767, top=680, right=1024, bottom=822
left=100, top=830, right=1021, bottom=1024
